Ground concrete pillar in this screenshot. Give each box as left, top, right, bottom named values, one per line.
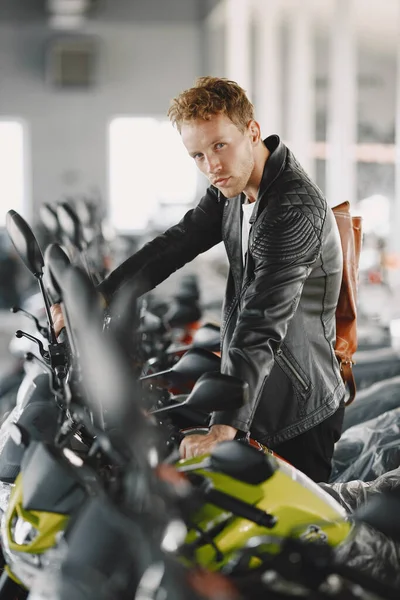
left=204, top=0, right=226, bottom=77
left=286, top=0, right=316, bottom=178
left=253, top=0, right=282, bottom=137
left=225, top=0, right=252, bottom=97
left=325, top=0, right=357, bottom=208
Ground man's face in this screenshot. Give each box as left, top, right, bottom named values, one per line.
left=181, top=113, right=255, bottom=198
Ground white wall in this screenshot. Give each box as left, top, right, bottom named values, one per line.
left=0, top=21, right=202, bottom=220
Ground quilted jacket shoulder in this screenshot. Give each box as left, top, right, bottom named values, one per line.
left=250, top=150, right=327, bottom=263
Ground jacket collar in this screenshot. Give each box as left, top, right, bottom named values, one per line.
left=249, top=134, right=287, bottom=223
left=216, top=134, right=286, bottom=209
left=218, top=136, right=287, bottom=292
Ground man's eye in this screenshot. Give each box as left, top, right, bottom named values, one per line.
left=194, top=154, right=203, bottom=161
left=215, top=143, right=225, bottom=150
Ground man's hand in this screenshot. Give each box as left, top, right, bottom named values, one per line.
left=179, top=424, right=237, bottom=460
left=50, top=304, right=65, bottom=338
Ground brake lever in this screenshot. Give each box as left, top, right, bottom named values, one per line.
left=25, top=351, right=61, bottom=400
left=16, top=330, right=49, bottom=360
left=11, top=306, right=49, bottom=340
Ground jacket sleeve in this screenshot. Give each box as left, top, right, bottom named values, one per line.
left=97, top=186, right=223, bottom=302
left=210, top=204, right=322, bottom=432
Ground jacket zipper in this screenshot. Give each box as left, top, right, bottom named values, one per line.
left=276, top=349, right=309, bottom=390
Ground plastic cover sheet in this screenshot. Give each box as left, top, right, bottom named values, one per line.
left=335, top=523, right=400, bottom=589
left=342, top=375, right=400, bottom=432
left=321, top=466, right=400, bottom=589
left=330, top=407, right=400, bottom=483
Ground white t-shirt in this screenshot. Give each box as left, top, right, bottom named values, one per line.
left=242, top=199, right=256, bottom=265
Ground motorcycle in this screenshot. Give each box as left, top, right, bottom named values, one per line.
left=0, top=212, right=352, bottom=597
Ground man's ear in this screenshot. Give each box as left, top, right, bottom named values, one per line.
left=247, top=120, right=261, bottom=143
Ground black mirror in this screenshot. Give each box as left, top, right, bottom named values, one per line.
left=209, top=441, right=277, bottom=485
left=63, top=269, right=147, bottom=437
left=62, top=265, right=102, bottom=333
left=57, top=202, right=84, bottom=251
left=354, top=491, right=400, bottom=543
left=177, top=274, right=200, bottom=301
left=6, top=210, right=57, bottom=342
left=44, top=243, right=71, bottom=303
left=141, top=347, right=221, bottom=385
left=40, top=203, right=59, bottom=236
left=149, top=371, right=248, bottom=415
left=74, top=197, right=92, bottom=227
left=138, top=311, right=165, bottom=334
left=185, top=372, right=248, bottom=412
left=6, top=210, right=44, bottom=278
left=192, top=322, right=220, bottom=351
left=164, top=299, right=201, bottom=329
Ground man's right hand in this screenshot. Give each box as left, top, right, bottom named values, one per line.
left=50, top=304, right=65, bottom=338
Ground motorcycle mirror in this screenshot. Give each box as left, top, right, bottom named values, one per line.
left=192, top=322, right=220, bottom=351
left=74, top=197, right=92, bottom=227
left=178, top=274, right=200, bottom=297
left=40, top=203, right=59, bottom=236
left=149, top=372, right=248, bottom=415
left=62, top=265, right=102, bottom=332
left=184, top=372, right=248, bottom=412
left=209, top=441, right=277, bottom=485
left=140, top=347, right=221, bottom=384
left=57, top=202, right=84, bottom=251
left=164, top=301, right=201, bottom=329
left=6, top=210, right=57, bottom=342
left=62, top=267, right=146, bottom=434
left=6, top=210, right=45, bottom=278
left=353, top=491, right=400, bottom=543
left=44, top=243, right=71, bottom=303
left=138, top=311, right=165, bottom=335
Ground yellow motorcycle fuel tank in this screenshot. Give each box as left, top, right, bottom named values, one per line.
left=176, top=446, right=352, bottom=571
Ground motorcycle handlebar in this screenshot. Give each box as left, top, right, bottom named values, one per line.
left=204, top=487, right=277, bottom=530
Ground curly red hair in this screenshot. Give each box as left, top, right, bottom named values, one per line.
left=168, top=76, right=255, bottom=133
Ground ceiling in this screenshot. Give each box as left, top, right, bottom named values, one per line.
left=0, top=0, right=219, bottom=24
left=0, top=0, right=398, bottom=57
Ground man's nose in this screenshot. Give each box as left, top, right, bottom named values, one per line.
left=206, top=156, right=222, bottom=174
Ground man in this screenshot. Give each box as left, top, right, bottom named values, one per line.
left=52, top=77, right=345, bottom=482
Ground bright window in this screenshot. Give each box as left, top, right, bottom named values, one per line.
left=109, top=118, right=198, bottom=231
left=0, top=121, right=26, bottom=227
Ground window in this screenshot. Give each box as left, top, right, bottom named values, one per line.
left=109, top=118, right=198, bottom=231
left=0, top=121, right=26, bottom=227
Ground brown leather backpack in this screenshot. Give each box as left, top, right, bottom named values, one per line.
left=332, top=201, right=362, bottom=406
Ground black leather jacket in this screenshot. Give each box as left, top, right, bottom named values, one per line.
left=99, top=135, right=346, bottom=447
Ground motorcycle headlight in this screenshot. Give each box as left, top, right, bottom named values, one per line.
left=11, top=515, right=39, bottom=546
left=1, top=513, right=66, bottom=591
